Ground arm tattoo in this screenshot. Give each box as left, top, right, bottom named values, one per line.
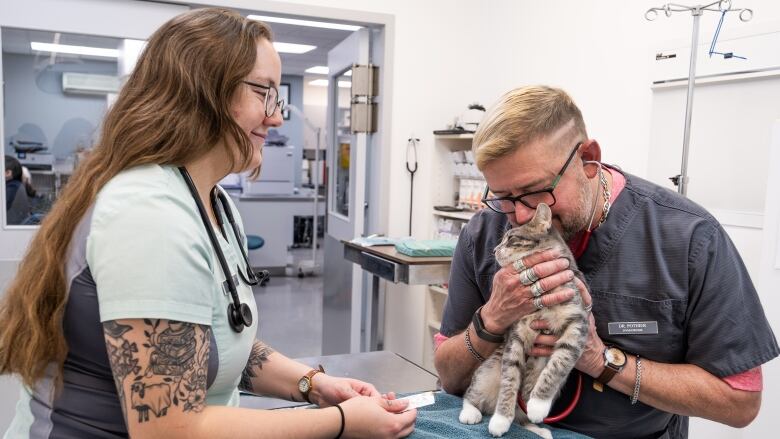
left=238, top=341, right=274, bottom=393
left=104, top=319, right=211, bottom=425
left=103, top=321, right=138, bottom=426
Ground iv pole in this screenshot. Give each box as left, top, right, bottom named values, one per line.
left=645, top=0, right=752, bottom=196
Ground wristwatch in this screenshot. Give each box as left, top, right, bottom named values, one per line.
left=472, top=306, right=505, bottom=343
left=594, top=345, right=627, bottom=390
left=297, top=364, right=325, bottom=403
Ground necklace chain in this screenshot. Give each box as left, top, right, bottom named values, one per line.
left=598, top=168, right=611, bottom=226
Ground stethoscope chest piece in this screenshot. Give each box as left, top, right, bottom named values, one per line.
left=228, top=302, right=253, bottom=333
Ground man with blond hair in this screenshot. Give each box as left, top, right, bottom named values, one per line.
left=433, top=85, right=778, bottom=438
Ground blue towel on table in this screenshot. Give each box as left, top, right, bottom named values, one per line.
left=408, top=392, right=591, bottom=439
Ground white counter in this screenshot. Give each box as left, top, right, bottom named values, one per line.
left=229, top=193, right=325, bottom=270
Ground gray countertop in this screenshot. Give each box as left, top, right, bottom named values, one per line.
left=236, top=193, right=326, bottom=202
left=239, top=351, right=440, bottom=410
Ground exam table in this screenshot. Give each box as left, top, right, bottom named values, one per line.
left=240, top=351, right=590, bottom=438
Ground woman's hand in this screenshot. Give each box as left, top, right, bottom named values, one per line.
left=339, top=395, right=417, bottom=438
left=311, top=375, right=380, bottom=407
left=481, top=249, right=576, bottom=334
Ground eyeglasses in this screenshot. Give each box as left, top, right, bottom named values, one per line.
left=243, top=80, right=286, bottom=118
left=481, top=141, right=582, bottom=214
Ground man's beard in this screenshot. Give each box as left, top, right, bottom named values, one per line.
left=558, top=171, right=597, bottom=241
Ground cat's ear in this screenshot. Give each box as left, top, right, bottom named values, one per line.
left=533, top=203, right=553, bottom=230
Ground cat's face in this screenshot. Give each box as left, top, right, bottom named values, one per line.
left=494, top=203, right=557, bottom=267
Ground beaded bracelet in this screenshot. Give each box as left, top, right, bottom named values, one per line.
left=465, top=327, right=486, bottom=362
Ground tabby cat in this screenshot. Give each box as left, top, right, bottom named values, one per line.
left=458, top=203, right=588, bottom=438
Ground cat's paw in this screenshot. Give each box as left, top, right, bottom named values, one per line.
left=525, top=397, right=553, bottom=424
left=459, top=400, right=483, bottom=424
left=488, top=413, right=512, bottom=437
left=523, top=424, right=553, bottom=439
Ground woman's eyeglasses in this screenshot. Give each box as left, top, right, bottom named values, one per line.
left=243, top=80, right=286, bottom=118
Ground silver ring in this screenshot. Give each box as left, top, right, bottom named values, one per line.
left=530, top=282, right=545, bottom=298
left=533, top=296, right=544, bottom=310
left=512, top=259, right=527, bottom=273
left=518, top=268, right=539, bottom=286
left=584, top=304, right=593, bottom=313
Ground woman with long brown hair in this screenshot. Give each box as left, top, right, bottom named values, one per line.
left=0, top=8, right=416, bottom=438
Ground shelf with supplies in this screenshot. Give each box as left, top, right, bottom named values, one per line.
left=432, top=209, right=476, bottom=222
left=420, top=132, right=482, bottom=372
left=433, top=133, right=473, bottom=152
left=422, top=284, right=449, bottom=372
left=434, top=132, right=473, bottom=140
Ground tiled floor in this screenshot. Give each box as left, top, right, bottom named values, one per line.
left=252, top=247, right=324, bottom=358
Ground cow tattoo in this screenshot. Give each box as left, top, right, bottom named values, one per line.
left=104, top=319, right=211, bottom=425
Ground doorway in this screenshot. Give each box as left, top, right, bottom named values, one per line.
left=227, top=11, right=388, bottom=358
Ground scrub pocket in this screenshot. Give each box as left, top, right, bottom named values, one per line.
left=591, top=290, right=687, bottom=363
left=477, top=272, right=497, bottom=299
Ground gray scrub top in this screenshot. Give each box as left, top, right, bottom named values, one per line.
left=440, top=170, right=779, bottom=439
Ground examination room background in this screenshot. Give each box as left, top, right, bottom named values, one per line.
left=2, top=0, right=780, bottom=437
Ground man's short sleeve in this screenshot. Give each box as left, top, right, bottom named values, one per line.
left=87, top=188, right=215, bottom=325
left=439, top=225, right=485, bottom=337
left=685, top=221, right=780, bottom=376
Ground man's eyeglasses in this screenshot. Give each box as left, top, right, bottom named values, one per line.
left=481, top=141, right=582, bottom=214
left=243, top=80, right=286, bottom=118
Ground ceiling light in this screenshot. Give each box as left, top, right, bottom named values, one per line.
left=305, top=66, right=353, bottom=77
left=308, top=79, right=352, bottom=88
left=305, top=66, right=329, bottom=75
left=31, top=42, right=118, bottom=58
left=248, top=15, right=361, bottom=31
left=273, top=42, right=316, bottom=54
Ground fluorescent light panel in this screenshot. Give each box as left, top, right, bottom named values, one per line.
left=248, top=15, right=361, bottom=31
left=273, top=41, right=316, bottom=54
left=309, top=79, right=351, bottom=88
left=305, top=66, right=329, bottom=75
left=305, top=66, right=353, bottom=77
left=31, top=42, right=118, bottom=58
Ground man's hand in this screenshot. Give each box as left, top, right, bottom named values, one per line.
left=481, top=249, right=578, bottom=334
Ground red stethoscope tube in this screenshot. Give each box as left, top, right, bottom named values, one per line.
left=517, top=371, right=583, bottom=423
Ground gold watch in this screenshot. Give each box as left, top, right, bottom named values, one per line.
left=297, top=365, right=325, bottom=403
left=594, top=346, right=627, bottom=391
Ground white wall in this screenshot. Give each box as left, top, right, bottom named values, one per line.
left=749, top=121, right=780, bottom=437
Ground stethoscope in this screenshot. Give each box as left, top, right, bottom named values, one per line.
left=406, top=137, right=419, bottom=236
left=179, top=167, right=269, bottom=333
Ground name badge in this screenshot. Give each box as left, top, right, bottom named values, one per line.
left=608, top=321, right=658, bottom=335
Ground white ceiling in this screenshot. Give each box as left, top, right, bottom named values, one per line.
left=1, top=15, right=356, bottom=76
left=259, top=20, right=354, bottom=77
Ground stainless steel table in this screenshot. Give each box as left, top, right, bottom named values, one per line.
left=239, top=351, right=439, bottom=410
left=342, top=241, right=452, bottom=350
